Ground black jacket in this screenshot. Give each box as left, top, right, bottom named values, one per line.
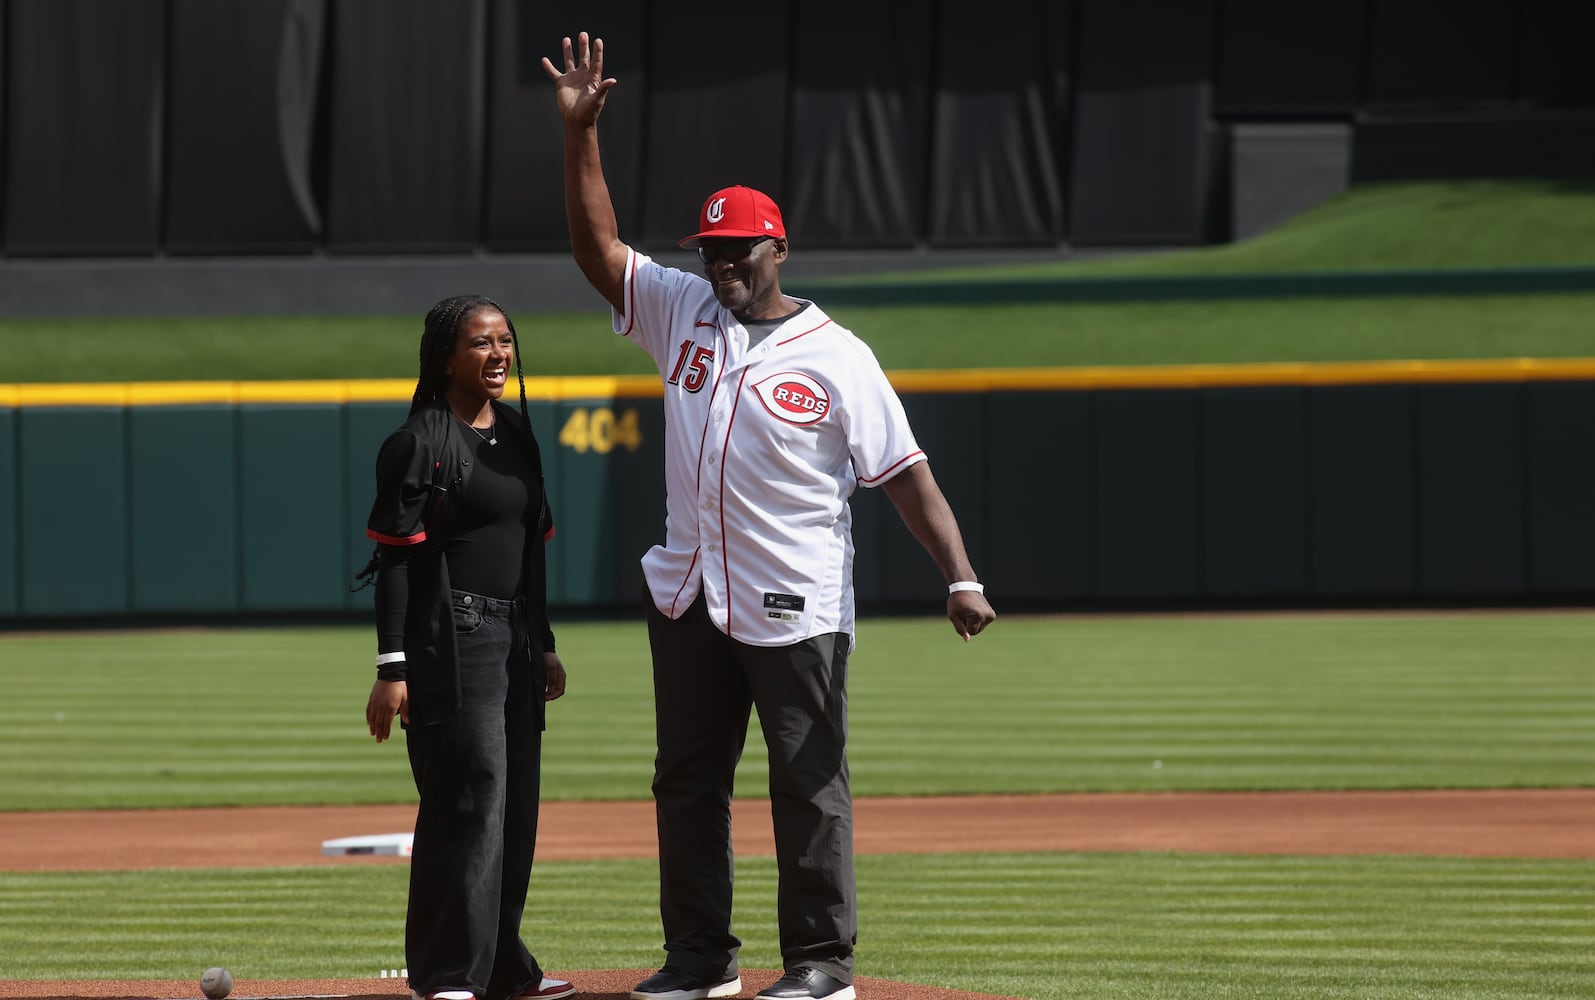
left=365, top=397, right=555, bottom=727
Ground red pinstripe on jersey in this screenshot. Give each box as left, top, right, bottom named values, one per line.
left=669, top=547, right=702, bottom=618
left=619, top=252, right=641, bottom=338
left=775, top=317, right=834, bottom=346
left=718, top=368, right=752, bottom=637
left=857, top=449, right=926, bottom=485
left=671, top=318, right=730, bottom=617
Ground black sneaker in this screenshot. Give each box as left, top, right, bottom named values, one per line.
left=630, top=967, right=742, bottom=1000
left=754, top=968, right=855, bottom=1000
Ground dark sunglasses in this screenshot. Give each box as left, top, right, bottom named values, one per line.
left=697, top=236, right=773, bottom=265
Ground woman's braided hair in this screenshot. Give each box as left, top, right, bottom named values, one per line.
left=350, top=294, right=533, bottom=590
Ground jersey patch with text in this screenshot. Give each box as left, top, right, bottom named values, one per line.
left=752, top=372, right=832, bottom=426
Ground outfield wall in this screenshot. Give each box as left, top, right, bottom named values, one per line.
left=4, top=361, right=1595, bottom=622
left=1, top=0, right=1589, bottom=260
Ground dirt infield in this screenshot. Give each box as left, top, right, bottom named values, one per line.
left=1, top=789, right=1591, bottom=873
left=4, top=789, right=1592, bottom=1000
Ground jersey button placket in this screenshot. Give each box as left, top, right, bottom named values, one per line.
left=701, top=388, right=732, bottom=576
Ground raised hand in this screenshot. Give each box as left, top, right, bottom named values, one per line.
left=542, top=31, right=615, bottom=127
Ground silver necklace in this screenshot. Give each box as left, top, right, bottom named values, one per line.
left=460, top=415, right=496, bottom=446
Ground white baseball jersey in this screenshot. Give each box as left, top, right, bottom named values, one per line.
left=615, top=247, right=926, bottom=647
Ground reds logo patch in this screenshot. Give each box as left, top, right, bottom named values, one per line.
left=752, top=372, right=831, bottom=426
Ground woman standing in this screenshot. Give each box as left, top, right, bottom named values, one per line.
left=358, top=294, right=574, bottom=1000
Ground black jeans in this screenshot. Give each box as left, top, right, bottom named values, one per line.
left=645, top=590, right=857, bottom=986
left=406, top=590, right=546, bottom=1000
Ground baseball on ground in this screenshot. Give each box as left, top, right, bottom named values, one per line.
left=199, top=966, right=233, bottom=999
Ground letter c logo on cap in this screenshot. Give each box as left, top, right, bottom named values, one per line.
left=706, top=197, right=726, bottom=223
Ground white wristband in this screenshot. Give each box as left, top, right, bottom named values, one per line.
left=375, top=651, right=406, bottom=666
left=948, top=581, right=984, bottom=595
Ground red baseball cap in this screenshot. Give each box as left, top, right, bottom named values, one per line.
left=678, top=185, right=786, bottom=248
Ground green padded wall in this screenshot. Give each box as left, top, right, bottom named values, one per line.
left=1525, top=382, right=1595, bottom=592
left=848, top=482, right=888, bottom=607
left=518, top=401, right=563, bottom=605
left=528, top=396, right=682, bottom=614
left=18, top=408, right=130, bottom=616
left=881, top=392, right=989, bottom=605
left=545, top=399, right=616, bottom=607
left=1202, top=386, right=1309, bottom=596
left=988, top=391, right=1092, bottom=601
left=1094, top=390, right=1201, bottom=597
left=0, top=410, right=17, bottom=615
left=607, top=398, right=667, bottom=613
left=1415, top=383, right=1526, bottom=596
left=6, top=374, right=1595, bottom=623
left=238, top=405, right=348, bottom=611
left=1307, top=385, right=1415, bottom=596
left=128, top=406, right=240, bottom=612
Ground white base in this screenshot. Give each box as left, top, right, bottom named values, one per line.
left=321, top=832, right=414, bottom=857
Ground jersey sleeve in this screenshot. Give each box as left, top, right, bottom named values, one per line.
left=365, top=427, right=436, bottom=545
left=840, top=338, right=926, bottom=488
left=612, top=247, right=705, bottom=369
left=372, top=545, right=413, bottom=670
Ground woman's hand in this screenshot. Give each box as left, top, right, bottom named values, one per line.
left=366, top=679, right=409, bottom=743
left=544, top=651, right=567, bottom=701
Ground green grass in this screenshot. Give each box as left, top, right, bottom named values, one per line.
left=2, top=613, right=1593, bottom=811
left=8, top=293, right=1595, bottom=381
left=4, top=614, right=1593, bottom=999
left=4, top=294, right=1594, bottom=381
left=833, top=179, right=1595, bottom=281
left=0, top=312, right=652, bottom=383
left=824, top=293, right=1595, bottom=369
left=2, top=853, right=1592, bottom=998
left=4, top=182, right=1595, bottom=381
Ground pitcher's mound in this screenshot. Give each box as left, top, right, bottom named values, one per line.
left=0, top=970, right=1021, bottom=1000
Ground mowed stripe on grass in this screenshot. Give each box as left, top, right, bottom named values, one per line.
left=4, top=613, right=1594, bottom=997
left=1, top=853, right=1592, bottom=998
left=3, top=613, right=1594, bottom=811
